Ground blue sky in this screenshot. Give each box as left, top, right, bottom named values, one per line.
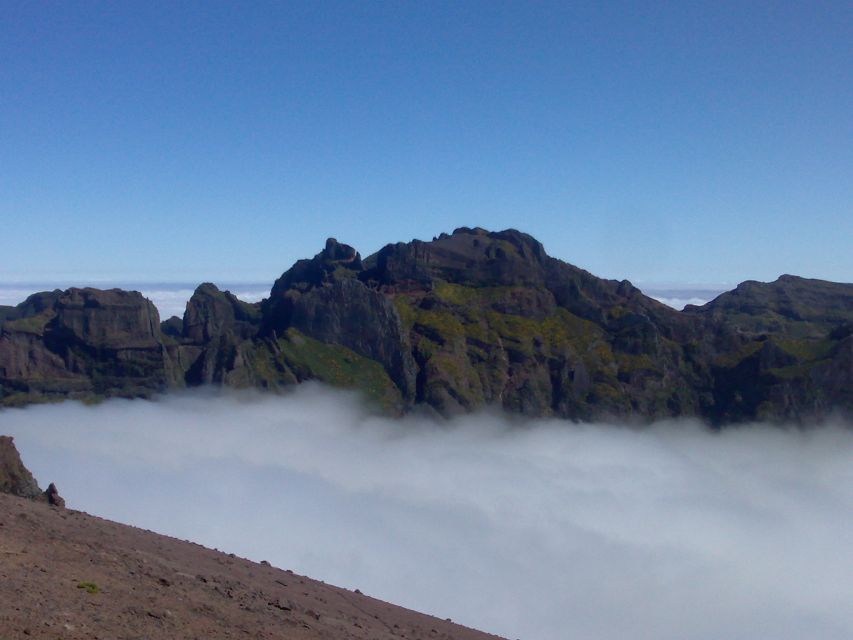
left=1, top=1, right=851, bottom=286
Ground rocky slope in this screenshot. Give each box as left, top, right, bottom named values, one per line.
left=0, top=442, right=504, bottom=639
left=2, top=227, right=851, bottom=424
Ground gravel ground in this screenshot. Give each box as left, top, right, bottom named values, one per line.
left=0, top=493, right=506, bottom=640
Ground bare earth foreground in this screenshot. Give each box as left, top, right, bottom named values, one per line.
left=0, top=493, right=506, bottom=640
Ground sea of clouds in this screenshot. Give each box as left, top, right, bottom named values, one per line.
left=4, top=385, right=853, bottom=640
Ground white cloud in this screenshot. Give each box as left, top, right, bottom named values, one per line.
left=650, top=295, right=714, bottom=309
left=5, top=386, right=853, bottom=640
left=0, top=288, right=52, bottom=308
left=641, top=287, right=726, bottom=310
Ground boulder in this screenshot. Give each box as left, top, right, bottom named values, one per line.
left=44, top=482, right=65, bottom=508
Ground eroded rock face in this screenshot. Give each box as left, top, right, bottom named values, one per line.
left=178, top=283, right=263, bottom=386
left=0, top=288, right=176, bottom=406
left=289, top=278, right=417, bottom=402
left=50, top=288, right=162, bottom=350
left=183, top=283, right=261, bottom=344
left=262, top=240, right=416, bottom=404
left=355, top=228, right=704, bottom=419
left=270, top=238, right=364, bottom=300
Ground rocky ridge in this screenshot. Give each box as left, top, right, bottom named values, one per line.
left=2, top=227, right=852, bottom=424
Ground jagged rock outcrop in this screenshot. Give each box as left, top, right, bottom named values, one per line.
left=174, top=283, right=263, bottom=386
left=264, top=239, right=417, bottom=407
left=2, top=228, right=852, bottom=424
left=270, top=237, right=365, bottom=299
left=183, top=283, right=261, bottom=344
left=44, top=481, right=65, bottom=507
left=0, top=436, right=63, bottom=506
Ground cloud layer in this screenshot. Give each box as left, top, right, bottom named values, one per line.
left=5, top=386, right=853, bottom=640
left=644, top=288, right=726, bottom=310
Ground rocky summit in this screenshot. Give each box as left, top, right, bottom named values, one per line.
left=1, top=228, right=852, bottom=424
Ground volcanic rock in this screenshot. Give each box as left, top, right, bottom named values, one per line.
left=43, top=482, right=65, bottom=507
left=0, top=288, right=176, bottom=406
left=176, top=283, right=263, bottom=386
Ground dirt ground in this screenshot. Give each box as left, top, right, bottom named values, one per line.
left=0, top=493, right=506, bottom=640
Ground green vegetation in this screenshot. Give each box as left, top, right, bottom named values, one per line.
left=414, top=309, right=465, bottom=343
left=276, top=329, right=402, bottom=411
left=775, top=337, right=834, bottom=362
left=390, top=282, right=634, bottom=415
left=245, top=343, right=292, bottom=388
left=392, top=295, right=418, bottom=331
left=432, top=281, right=527, bottom=306
left=615, top=352, right=656, bottom=373
left=77, top=581, right=100, bottom=594
left=713, top=340, right=764, bottom=369
left=3, top=311, right=55, bottom=336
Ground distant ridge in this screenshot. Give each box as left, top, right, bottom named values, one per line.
left=2, top=227, right=852, bottom=424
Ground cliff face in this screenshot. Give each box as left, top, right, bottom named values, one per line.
left=682, top=275, right=853, bottom=423
left=360, top=228, right=707, bottom=418
left=264, top=238, right=417, bottom=406
left=0, top=288, right=176, bottom=407
left=2, top=228, right=852, bottom=424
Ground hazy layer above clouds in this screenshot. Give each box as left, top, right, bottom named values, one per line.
left=0, top=284, right=721, bottom=316
left=644, top=288, right=726, bottom=310
left=5, top=385, right=853, bottom=640
left=0, top=284, right=268, bottom=319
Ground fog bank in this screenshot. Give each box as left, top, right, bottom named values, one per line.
left=644, top=287, right=725, bottom=310
left=4, top=386, right=853, bottom=640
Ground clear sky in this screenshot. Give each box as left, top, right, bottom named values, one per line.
left=1, top=1, right=851, bottom=286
